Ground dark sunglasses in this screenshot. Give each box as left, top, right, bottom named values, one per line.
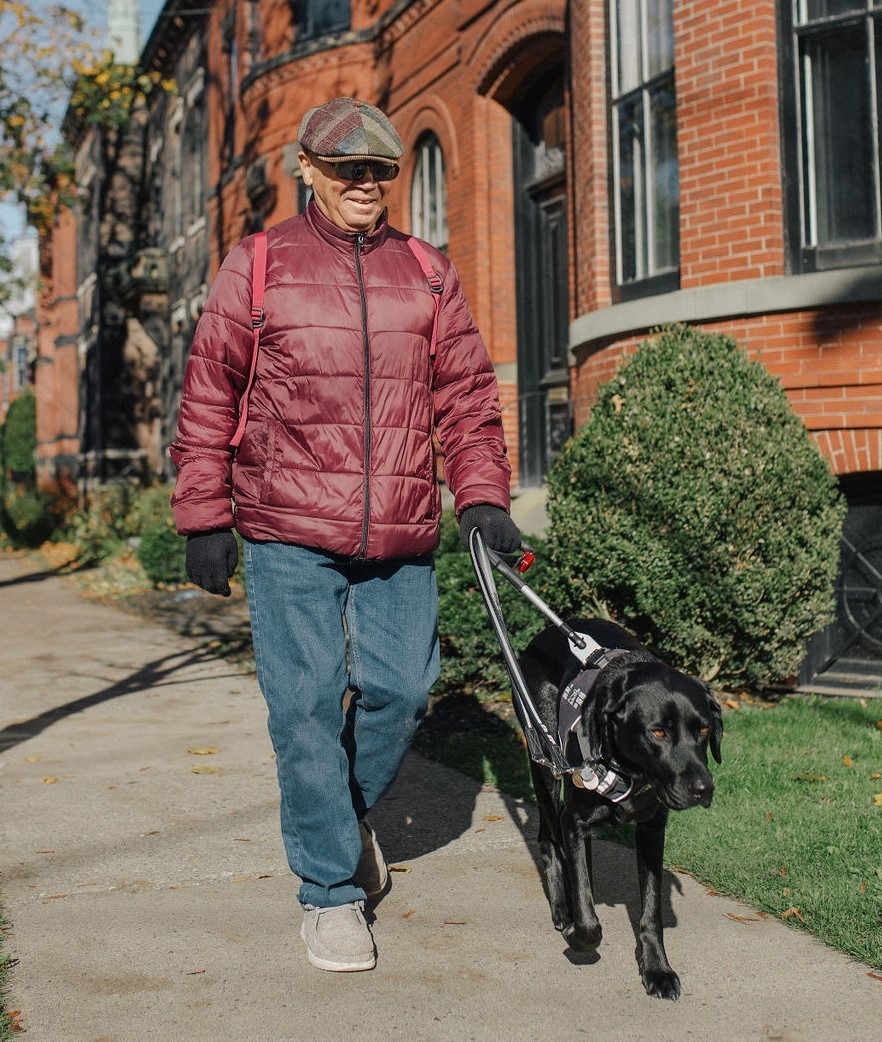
left=326, top=159, right=400, bottom=182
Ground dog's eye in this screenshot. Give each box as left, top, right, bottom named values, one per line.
left=652, top=728, right=667, bottom=739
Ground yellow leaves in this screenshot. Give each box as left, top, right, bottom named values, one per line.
left=189, top=746, right=221, bottom=772
left=41, top=776, right=58, bottom=784
left=388, top=864, right=412, bottom=874
left=187, top=747, right=220, bottom=755
left=873, top=794, right=882, bottom=808
left=780, top=907, right=805, bottom=922
left=842, top=755, right=854, bottom=767
left=190, top=765, right=220, bottom=775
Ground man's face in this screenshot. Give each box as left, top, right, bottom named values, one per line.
left=298, top=152, right=394, bottom=233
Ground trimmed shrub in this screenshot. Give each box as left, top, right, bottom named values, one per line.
left=545, top=324, right=846, bottom=689
left=137, top=516, right=188, bottom=587
left=1, top=390, right=36, bottom=478
left=1, top=486, right=60, bottom=547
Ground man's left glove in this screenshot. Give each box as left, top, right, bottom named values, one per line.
left=185, top=529, right=238, bottom=597
left=459, top=504, right=522, bottom=554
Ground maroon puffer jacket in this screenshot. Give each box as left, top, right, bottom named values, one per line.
left=170, top=200, right=511, bottom=560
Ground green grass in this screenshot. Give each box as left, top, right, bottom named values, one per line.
left=416, top=690, right=882, bottom=969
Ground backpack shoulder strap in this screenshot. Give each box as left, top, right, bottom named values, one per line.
left=229, top=230, right=268, bottom=449
left=405, top=236, right=443, bottom=358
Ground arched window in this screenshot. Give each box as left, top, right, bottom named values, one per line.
left=411, top=133, right=448, bottom=252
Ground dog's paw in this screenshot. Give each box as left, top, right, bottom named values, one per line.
left=641, top=967, right=681, bottom=1001
left=563, top=921, right=602, bottom=952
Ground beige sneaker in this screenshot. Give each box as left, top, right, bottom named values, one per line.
left=354, top=818, right=389, bottom=898
left=300, top=902, right=376, bottom=972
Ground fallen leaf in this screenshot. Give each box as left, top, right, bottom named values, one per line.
left=23, top=756, right=41, bottom=763
left=765, top=812, right=774, bottom=823
left=483, top=815, right=504, bottom=822
left=859, top=879, right=867, bottom=893
left=9, top=1010, right=24, bottom=1033
left=868, top=971, right=882, bottom=983
left=183, top=967, right=206, bottom=975
left=872, top=773, right=881, bottom=780
left=443, top=920, right=467, bottom=926
left=41, top=777, right=58, bottom=785
left=473, top=827, right=486, bottom=833
left=876, top=720, right=882, bottom=730
left=388, top=864, right=412, bottom=873
left=402, top=909, right=416, bottom=919
left=725, top=912, right=762, bottom=923
left=874, top=794, right=882, bottom=808
left=35, top=850, right=54, bottom=855
left=725, top=699, right=740, bottom=709
left=792, top=772, right=827, bottom=782
left=234, top=837, right=252, bottom=842
left=703, top=888, right=719, bottom=897
left=191, top=765, right=220, bottom=774
left=780, top=907, right=805, bottom=921
left=45, top=894, right=67, bottom=900
left=188, top=747, right=220, bottom=756
left=843, top=755, right=854, bottom=767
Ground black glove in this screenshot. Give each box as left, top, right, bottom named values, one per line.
left=185, top=529, right=238, bottom=596
left=459, top=504, right=521, bottom=554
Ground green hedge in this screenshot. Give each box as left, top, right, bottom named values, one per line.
left=544, top=324, right=845, bottom=690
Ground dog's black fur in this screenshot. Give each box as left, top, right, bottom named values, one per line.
left=519, top=618, right=723, bottom=1000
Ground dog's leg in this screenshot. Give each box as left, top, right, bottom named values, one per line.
left=634, top=809, right=680, bottom=1000
left=531, top=762, right=572, bottom=931
left=559, top=805, right=603, bottom=951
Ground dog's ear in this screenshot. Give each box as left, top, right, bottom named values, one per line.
left=703, top=683, right=723, bottom=764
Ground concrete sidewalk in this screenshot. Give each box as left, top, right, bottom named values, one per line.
left=1, top=553, right=880, bottom=1042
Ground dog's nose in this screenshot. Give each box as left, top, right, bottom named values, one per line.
left=689, top=779, right=714, bottom=805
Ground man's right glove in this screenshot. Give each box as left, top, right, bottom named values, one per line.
left=459, top=504, right=522, bottom=554
left=185, top=529, right=238, bottom=597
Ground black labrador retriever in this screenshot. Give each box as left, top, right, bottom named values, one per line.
left=519, top=617, right=723, bottom=1000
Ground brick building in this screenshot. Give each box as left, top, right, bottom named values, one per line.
left=40, top=0, right=882, bottom=687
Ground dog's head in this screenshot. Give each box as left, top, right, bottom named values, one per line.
left=587, top=660, right=723, bottom=811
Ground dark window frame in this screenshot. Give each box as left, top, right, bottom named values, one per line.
left=781, top=0, right=882, bottom=273
left=608, top=0, right=680, bottom=302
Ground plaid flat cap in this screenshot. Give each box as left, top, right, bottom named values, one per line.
left=298, top=97, right=404, bottom=161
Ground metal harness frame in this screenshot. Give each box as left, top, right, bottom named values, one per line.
left=467, top=529, right=638, bottom=802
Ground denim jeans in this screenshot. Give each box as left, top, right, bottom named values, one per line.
left=244, top=539, right=440, bottom=908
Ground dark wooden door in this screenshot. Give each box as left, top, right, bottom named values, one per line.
left=513, top=74, right=571, bottom=487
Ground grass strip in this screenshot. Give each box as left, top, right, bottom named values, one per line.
left=415, top=690, right=882, bottom=969
left=0, top=905, right=16, bottom=1040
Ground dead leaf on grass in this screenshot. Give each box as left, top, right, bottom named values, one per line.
left=843, top=755, right=854, bottom=767
left=9, top=1010, right=25, bottom=1033
left=780, top=907, right=805, bottom=921
left=873, top=793, right=882, bottom=808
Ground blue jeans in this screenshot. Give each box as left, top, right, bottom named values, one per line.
left=244, top=540, right=440, bottom=908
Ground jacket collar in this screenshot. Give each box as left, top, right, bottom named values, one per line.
left=305, top=198, right=390, bottom=254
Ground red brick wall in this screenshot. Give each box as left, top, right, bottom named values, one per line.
left=675, top=0, right=785, bottom=286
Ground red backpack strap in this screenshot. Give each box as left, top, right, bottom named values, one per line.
left=229, top=230, right=268, bottom=449
left=405, top=236, right=443, bottom=358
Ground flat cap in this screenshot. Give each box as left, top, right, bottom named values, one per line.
left=298, top=97, right=404, bottom=162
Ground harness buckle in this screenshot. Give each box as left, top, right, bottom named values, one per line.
left=427, top=274, right=443, bottom=294
left=251, top=307, right=266, bottom=330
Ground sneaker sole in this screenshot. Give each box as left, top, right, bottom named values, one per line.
left=304, top=947, right=377, bottom=972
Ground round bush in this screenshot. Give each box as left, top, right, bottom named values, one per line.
left=2, top=486, right=60, bottom=547
left=137, top=517, right=188, bottom=586
left=545, top=324, right=846, bottom=689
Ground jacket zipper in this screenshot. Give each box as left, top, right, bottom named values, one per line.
left=355, top=232, right=371, bottom=558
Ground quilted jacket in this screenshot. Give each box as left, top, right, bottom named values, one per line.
left=170, top=200, right=511, bottom=560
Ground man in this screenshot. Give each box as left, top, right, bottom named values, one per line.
left=170, top=97, right=519, bottom=972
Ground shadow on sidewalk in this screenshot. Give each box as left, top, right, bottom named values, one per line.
left=0, top=645, right=235, bottom=754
